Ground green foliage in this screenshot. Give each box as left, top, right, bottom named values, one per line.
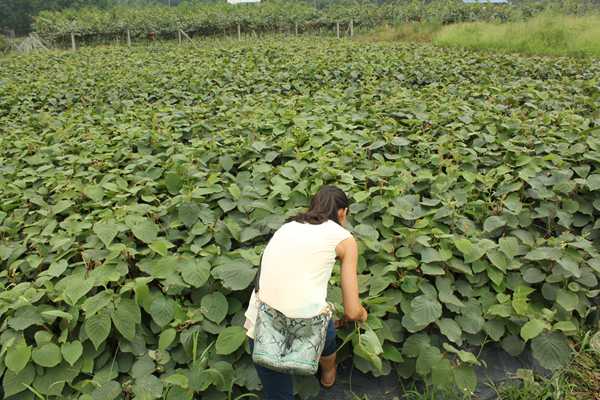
left=32, top=0, right=600, bottom=39
left=1, top=36, right=599, bottom=398
left=434, top=15, right=600, bottom=58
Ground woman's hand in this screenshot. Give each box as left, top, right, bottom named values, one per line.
left=335, top=305, right=368, bottom=328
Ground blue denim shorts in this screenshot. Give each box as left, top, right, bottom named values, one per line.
left=249, top=319, right=336, bottom=400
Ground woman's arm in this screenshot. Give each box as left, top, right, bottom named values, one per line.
left=336, top=236, right=368, bottom=322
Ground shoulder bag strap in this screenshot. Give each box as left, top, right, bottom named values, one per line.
left=254, top=250, right=264, bottom=294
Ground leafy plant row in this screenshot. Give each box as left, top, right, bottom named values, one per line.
left=33, top=0, right=598, bottom=39
left=1, top=37, right=600, bottom=399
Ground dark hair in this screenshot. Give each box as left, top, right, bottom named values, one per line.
left=290, top=185, right=350, bottom=225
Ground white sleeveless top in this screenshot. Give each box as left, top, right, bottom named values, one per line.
left=244, top=220, right=352, bottom=339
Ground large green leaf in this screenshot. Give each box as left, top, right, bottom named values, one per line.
left=178, top=259, right=211, bottom=288
left=5, top=341, right=31, bottom=373
left=211, top=260, right=257, bottom=291
left=409, top=295, right=442, bottom=327
left=111, top=298, right=141, bottom=341
left=84, top=310, right=112, bottom=350
left=201, top=292, right=229, bottom=324
left=2, top=363, right=35, bottom=397
left=216, top=326, right=246, bottom=355
left=520, top=319, right=547, bottom=342
left=93, top=221, right=120, bottom=248
left=61, top=341, right=83, bottom=366
left=32, top=343, right=62, bottom=367
left=531, top=332, right=571, bottom=371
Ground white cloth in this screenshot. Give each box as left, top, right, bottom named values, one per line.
left=244, top=220, right=352, bottom=339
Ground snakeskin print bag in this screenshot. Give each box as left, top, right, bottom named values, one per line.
left=252, top=295, right=333, bottom=375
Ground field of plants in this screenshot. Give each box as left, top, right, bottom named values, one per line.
left=1, top=36, right=600, bottom=399
left=32, top=0, right=596, bottom=40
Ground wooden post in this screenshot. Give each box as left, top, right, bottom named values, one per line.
left=178, top=30, right=182, bottom=45
left=350, top=19, right=354, bottom=37
left=127, top=29, right=131, bottom=47
left=336, top=22, right=340, bottom=39
left=295, top=22, right=299, bottom=35
left=237, top=23, right=241, bottom=41
left=71, top=32, right=76, bottom=50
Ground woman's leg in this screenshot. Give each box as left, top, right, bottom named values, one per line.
left=320, top=320, right=337, bottom=387
left=249, top=339, right=294, bottom=400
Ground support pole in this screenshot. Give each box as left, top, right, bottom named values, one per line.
left=336, top=22, right=340, bottom=39
left=237, top=23, right=241, bottom=41
left=180, top=30, right=193, bottom=42
left=71, top=32, right=76, bottom=51
left=178, top=30, right=182, bottom=45
left=127, top=29, right=131, bottom=47
left=295, top=22, right=299, bottom=35
left=350, top=19, right=354, bottom=37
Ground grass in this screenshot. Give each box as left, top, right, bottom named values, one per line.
left=355, top=23, right=442, bottom=44
left=491, top=331, right=600, bottom=400
left=393, top=332, right=600, bottom=400
left=433, top=14, right=600, bottom=57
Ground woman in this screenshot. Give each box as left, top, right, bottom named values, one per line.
left=244, top=185, right=368, bottom=399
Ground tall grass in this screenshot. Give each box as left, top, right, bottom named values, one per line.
left=355, top=23, right=442, bottom=44
left=433, top=14, right=600, bottom=57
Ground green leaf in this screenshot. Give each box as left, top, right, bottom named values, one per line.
left=164, top=373, right=189, bottom=388
left=556, top=289, right=579, bottom=311
left=84, top=310, right=112, bottom=350
left=111, top=298, right=140, bottom=341
left=454, top=366, right=477, bottom=395
left=178, top=202, right=200, bottom=227
left=83, top=184, right=105, bottom=202
left=201, top=292, right=228, bottom=324
left=211, top=260, right=256, bottom=291
left=62, top=273, right=94, bottom=306
left=586, top=174, right=600, bottom=191
left=216, top=326, right=247, bottom=355
left=149, top=239, right=174, bottom=256
left=92, top=380, right=122, bottom=400
left=93, top=221, right=120, bottom=248
left=454, top=238, right=485, bottom=263
left=5, top=341, right=31, bottom=373
left=165, top=172, right=183, bottom=194
left=82, top=290, right=113, bottom=317
left=41, top=309, right=74, bottom=321
left=502, top=335, right=525, bottom=356
left=2, top=363, right=35, bottom=397
left=179, top=259, right=211, bottom=288
left=436, top=318, right=462, bottom=345
left=32, top=343, right=62, bottom=367
left=520, top=319, right=547, bottom=342
left=431, top=358, right=453, bottom=387
left=415, top=346, right=442, bottom=376
left=410, top=295, right=442, bottom=327
left=512, top=286, right=535, bottom=316
left=353, top=191, right=370, bottom=202
left=499, top=236, right=519, bottom=258
left=159, top=328, right=177, bottom=350
left=442, top=343, right=480, bottom=365
left=524, top=247, right=562, bottom=261
left=483, top=216, right=506, bottom=232
left=531, top=332, right=571, bottom=371
left=354, top=224, right=379, bottom=242
left=130, top=218, right=159, bottom=243
left=61, top=340, right=83, bottom=366
left=149, top=296, right=175, bottom=327
left=240, top=227, right=262, bottom=243
left=402, top=333, right=431, bottom=358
